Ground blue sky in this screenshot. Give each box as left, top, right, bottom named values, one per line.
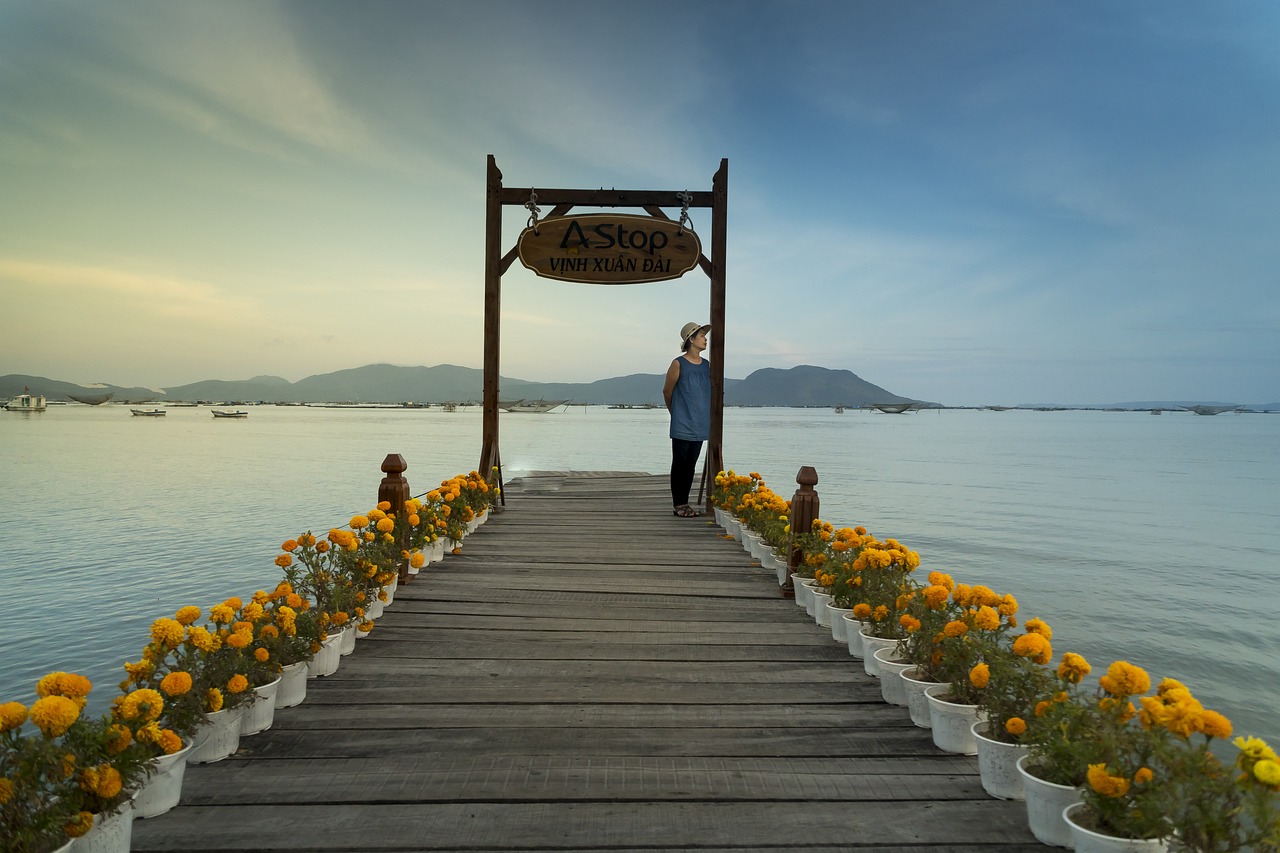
left=1, top=0, right=1277, bottom=405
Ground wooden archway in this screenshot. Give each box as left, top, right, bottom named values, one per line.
left=480, top=155, right=728, bottom=498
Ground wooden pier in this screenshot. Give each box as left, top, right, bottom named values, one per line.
left=131, top=472, right=1042, bottom=851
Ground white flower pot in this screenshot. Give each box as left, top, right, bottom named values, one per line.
left=240, top=677, right=281, bottom=736
left=132, top=743, right=192, bottom=818
left=276, top=661, right=308, bottom=708
left=925, top=684, right=980, bottom=755
left=186, top=707, right=243, bottom=764
left=842, top=614, right=864, bottom=658
left=859, top=627, right=898, bottom=677
left=900, top=668, right=944, bottom=729
left=1018, top=754, right=1082, bottom=848
left=811, top=589, right=833, bottom=625
left=789, top=574, right=810, bottom=610
left=307, top=630, right=342, bottom=678
left=338, top=624, right=356, bottom=656
left=872, top=648, right=913, bottom=706
left=1063, top=803, right=1169, bottom=852
left=69, top=802, right=132, bottom=852
left=972, top=721, right=1028, bottom=800
left=827, top=605, right=852, bottom=643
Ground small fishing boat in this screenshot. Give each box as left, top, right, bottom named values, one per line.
left=871, top=402, right=914, bottom=414
left=68, top=391, right=113, bottom=405
left=4, top=388, right=46, bottom=411
left=212, top=410, right=248, bottom=418
left=1185, top=405, right=1240, bottom=416
left=130, top=408, right=166, bottom=417
left=501, top=398, right=571, bottom=413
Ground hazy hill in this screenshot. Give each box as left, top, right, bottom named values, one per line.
left=2, top=364, right=926, bottom=407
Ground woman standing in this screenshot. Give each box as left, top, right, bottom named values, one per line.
left=663, top=322, right=712, bottom=517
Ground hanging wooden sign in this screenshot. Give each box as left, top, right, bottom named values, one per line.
left=517, top=214, right=702, bottom=284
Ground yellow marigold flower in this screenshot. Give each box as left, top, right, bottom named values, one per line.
left=0, top=701, right=28, bottom=732
left=350, top=514, right=369, bottom=529
left=37, top=672, right=92, bottom=700
left=282, top=539, right=298, bottom=552
left=973, top=606, right=1001, bottom=632
left=899, top=614, right=921, bottom=632
left=410, top=551, right=426, bottom=569
left=209, top=604, right=235, bottom=625
left=317, top=540, right=331, bottom=553
left=1133, top=767, right=1154, bottom=785
left=1024, top=617, right=1052, bottom=639
left=61, top=753, right=76, bottom=778
left=65, top=811, right=95, bottom=838
left=175, top=605, right=202, bottom=625
left=969, top=663, right=990, bottom=689
left=1234, top=736, right=1280, bottom=764
left=1057, top=652, right=1091, bottom=683
left=1012, top=632, right=1050, bottom=662
left=260, top=624, right=280, bottom=640
left=274, top=553, right=293, bottom=568
left=1087, top=764, right=1131, bottom=798
left=377, top=500, right=391, bottom=511
left=359, top=621, right=375, bottom=633
left=852, top=603, right=871, bottom=619
left=254, top=648, right=270, bottom=663
left=205, top=687, right=224, bottom=712
left=0, top=777, right=13, bottom=804
left=150, top=617, right=184, bottom=648
left=158, top=728, right=183, bottom=754
left=871, top=604, right=889, bottom=621
left=1005, top=717, right=1027, bottom=736
left=187, top=625, right=218, bottom=652
left=997, top=594, right=1018, bottom=617
left=1034, top=700, right=1052, bottom=718
left=376, top=517, right=395, bottom=533
left=224, top=597, right=243, bottom=610
left=120, top=688, right=164, bottom=723
left=29, top=695, right=80, bottom=737
left=943, top=621, right=968, bottom=638
left=1098, top=660, right=1151, bottom=697
left=1255, top=760, right=1280, bottom=787
left=80, top=764, right=123, bottom=799
left=226, top=631, right=250, bottom=650
left=105, top=724, right=132, bottom=754
left=227, top=674, right=249, bottom=694
left=923, top=585, right=950, bottom=610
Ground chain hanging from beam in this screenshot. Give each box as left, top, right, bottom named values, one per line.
left=524, top=189, right=541, bottom=235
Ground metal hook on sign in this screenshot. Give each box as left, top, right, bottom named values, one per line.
left=676, top=190, right=692, bottom=235
left=525, top=189, right=541, bottom=235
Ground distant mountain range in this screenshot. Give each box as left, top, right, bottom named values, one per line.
left=1, top=364, right=924, bottom=408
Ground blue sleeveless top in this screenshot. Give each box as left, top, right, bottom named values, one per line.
left=670, top=357, right=711, bottom=441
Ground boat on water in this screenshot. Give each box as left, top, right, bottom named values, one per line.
left=4, top=388, right=46, bottom=412
left=1185, top=405, right=1241, bottom=416
left=212, top=410, right=248, bottom=418
left=870, top=402, right=915, bottom=414
left=130, top=408, right=166, bottom=417
left=501, top=398, right=571, bottom=413
left=67, top=391, right=113, bottom=406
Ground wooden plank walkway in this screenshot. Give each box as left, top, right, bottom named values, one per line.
left=131, top=472, right=1042, bottom=852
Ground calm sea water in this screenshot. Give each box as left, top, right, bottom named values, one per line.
left=2, top=404, right=1276, bottom=744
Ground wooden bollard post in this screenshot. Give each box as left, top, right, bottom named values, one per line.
left=785, top=466, right=820, bottom=599
left=377, top=453, right=411, bottom=584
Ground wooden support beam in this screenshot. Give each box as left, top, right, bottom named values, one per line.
left=480, top=156, right=502, bottom=476
left=499, top=188, right=713, bottom=208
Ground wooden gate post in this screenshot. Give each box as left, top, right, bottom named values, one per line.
left=378, top=454, right=411, bottom=584
left=785, top=466, right=820, bottom=599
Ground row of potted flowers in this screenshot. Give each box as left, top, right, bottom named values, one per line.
left=710, top=469, right=1279, bottom=852
left=1, top=469, right=498, bottom=853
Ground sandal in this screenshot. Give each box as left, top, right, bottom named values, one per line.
left=673, top=504, right=699, bottom=518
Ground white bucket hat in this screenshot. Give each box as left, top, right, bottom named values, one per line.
left=680, top=322, right=711, bottom=343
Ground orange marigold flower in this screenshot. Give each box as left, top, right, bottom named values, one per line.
left=969, top=663, right=990, bottom=689
left=226, top=674, right=248, bottom=694
left=160, top=671, right=193, bottom=696
left=1005, top=717, right=1027, bottom=736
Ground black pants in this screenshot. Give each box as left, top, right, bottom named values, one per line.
left=670, top=438, right=704, bottom=507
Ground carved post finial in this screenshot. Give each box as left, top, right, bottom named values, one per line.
left=377, top=454, right=411, bottom=584
left=785, top=466, right=820, bottom=599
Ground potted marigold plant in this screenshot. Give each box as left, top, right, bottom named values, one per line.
left=2, top=673, right=154, bottom=851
